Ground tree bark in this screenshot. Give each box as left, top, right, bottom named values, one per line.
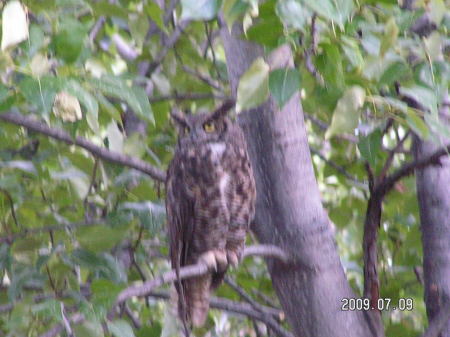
left=220, top=21, right=376, bottom=337
left=414, top=100, right=450, bottom=337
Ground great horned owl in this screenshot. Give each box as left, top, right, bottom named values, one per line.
left=165, top=100, right=256, bottom=327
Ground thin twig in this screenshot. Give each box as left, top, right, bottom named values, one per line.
left=225, top=277, right=283, bottom=320
left=0, top=111, right=166, bottom=182
left=89, top=16, right=106, bottom=44
left=149, top=290, right=293, bottom=337
left=83, top=157, right=99, bottom=216
left=149, top=92, right=228, bottom=102
left=304, top=14, right=324, bottom=85
left=310, top=147, right=365, bottom=187
left=124, top=304, right=142, bottom=329
left=204, top=23, right=222, bottom=80
left=378, top=131, right=411, bottom=182
left=251, top=289, right=280, bottom=309
left=147, top=19, right=190, bottom=75
left=112, top=33, right=139, bottom=61
left=60, top=303, right=74, bottom=337
left=180, top=64, right=222, bottom=91
left=0, top=219, right=103, bottom=244
left=0, top=188, right=20, bottom=228
left=39, top=312, right=84, bottom=337
left=304, top=113, right=358, bottom=143
left=163, top=0, right=179, bottom=26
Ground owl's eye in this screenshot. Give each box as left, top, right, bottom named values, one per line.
left=203, top=122, right=215, bottom=133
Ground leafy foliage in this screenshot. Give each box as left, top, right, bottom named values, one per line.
left=0, top=0, right=448, bottom=336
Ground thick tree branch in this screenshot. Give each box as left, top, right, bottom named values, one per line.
left=377, top=143, right=450, bottom=196
left=0, top=111, right=166, bottom=182
left=420, top=302, right=450, bottom=337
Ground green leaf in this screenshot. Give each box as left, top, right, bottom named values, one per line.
left=222, top=0, right=249, bottom=30
left=341, top=37, right=364, bottom=70
left=136, top=325, right=162, bottom=337
left=76, top=225, right=129, bottom=252
left=19, top=76, right=62, bottom=115
left=181, top=0, right=220, bottom=21
left=316, top=43, right=344, bottom=89
left=1, top=1, right=29, bottom=51
left=276, top=0, right=311, bottom=31
left=0, top=83, right=15, bottom=112
left=73, top=320, right=104, bottom=337
left=236, top=57, right=269, bottom=112
left=400, top=86, right=438, bottom=115
left=246, top=18, right=283, bottom=48
left=405, top=108, right=429, bottom=140
left=50, top=167, right=90, bottom=199
left=28, top=24, right=45, bottom=56
left=71, top=249, right=127, bottom=283
left=145, top=2, right=165, bottom=32
left=380, top=17, right=399, bottom=56
left=106, top=121, right=124, bottom=153
left=91, top=1, right=128, bottom=19
left=90, top=76, right=154, bottom=124
left=302, top=0, right=353, bottom=27
left=53, top=18, right=87, bottom=63
left=429, top=0, right=446, bottom=25
left=108, top=320, right=135, bottom=337
left=379, top=62, right=411, bottom=86
left=0, top=244, right=12, bottom=271
left=269, top=68, right=301, bottom=108
left=91, top=279, right=123, bottom=314
left=71, top=248, right=102, bottom=268
left=358, top=130, right=382, bottom=166
left=325, top=86, right=366, bottom=139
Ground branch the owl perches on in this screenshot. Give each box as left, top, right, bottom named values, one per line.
left=113, top=244, right=289, bottom=307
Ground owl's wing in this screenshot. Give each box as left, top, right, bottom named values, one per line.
left=166, top=153, right=195, bottom=270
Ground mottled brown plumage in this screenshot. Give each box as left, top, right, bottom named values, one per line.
left=165, top=100, right=256, bottom=327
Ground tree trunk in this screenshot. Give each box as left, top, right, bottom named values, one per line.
left=414, top=102, right=450, bottom=337
left=220, top=21, right=376, bottom=337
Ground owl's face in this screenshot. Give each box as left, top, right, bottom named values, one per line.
left=171, top=100, right=235, bottom=144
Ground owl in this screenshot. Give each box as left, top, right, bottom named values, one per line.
left=165, top=100, right=256, bottom=327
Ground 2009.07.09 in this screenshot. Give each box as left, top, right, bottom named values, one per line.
left=341, top=298, right=414, bottom=311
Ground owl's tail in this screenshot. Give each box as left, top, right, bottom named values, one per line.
left=180, top=275, right=212, bottom=327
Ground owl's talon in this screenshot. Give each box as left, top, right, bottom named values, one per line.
left=199, top=251, right=217, bottom=271
left=214, top=250, right=228, bottom=273
left=199, top=250, right=227, bottom=272
left=226, top=251, right=239, bottom=268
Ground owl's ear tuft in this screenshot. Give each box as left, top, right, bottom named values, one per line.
left=209, top=98, right=235, bottom=120
left=170, top=107, right=189, bottom=130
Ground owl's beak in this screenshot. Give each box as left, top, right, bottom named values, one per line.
left=189, top=129, right=199, bottom=140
